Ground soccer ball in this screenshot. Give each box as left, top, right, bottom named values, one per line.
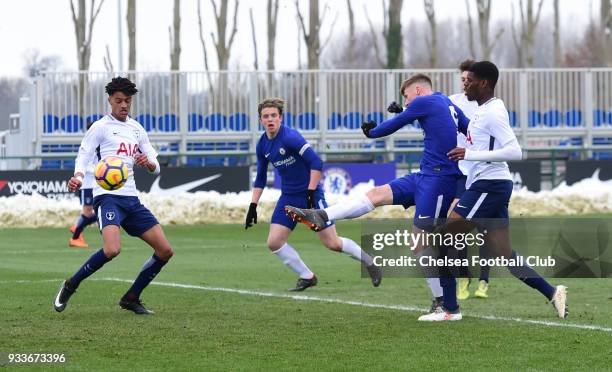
left=95, top=156, right=128, bottom=190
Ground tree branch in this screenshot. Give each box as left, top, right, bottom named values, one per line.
left=320, top=11, right=339, bottom=52
left=227, top=0, right=239, bottom=50
left=295, top=0, right=309, bottom=43
left=364, top=4, right=384, bottom=67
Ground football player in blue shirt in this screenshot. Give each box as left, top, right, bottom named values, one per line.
left=245, top=98, right=381, bottom=291
left=286, top=74, right=468, bottom=309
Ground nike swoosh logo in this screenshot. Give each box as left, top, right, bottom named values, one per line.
left=149, top=174, right=222, bottom=196
left=264, top=153, right=270, bottom=158
left=456, top=204, right=467, bottom=208
left=417, top=215, right=430, bottom=219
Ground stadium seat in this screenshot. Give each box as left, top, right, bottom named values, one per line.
left=607, top=111, right=612, bottom=125
left=542, top=110, right=561, bottom=127
left=366, top=111, right=384, bottom=123
left=85, top=114, right=103, bottom=126
left=343, top=112, right=363, bottom=130
left=327, top=112, right=342, bottom=130
left=60, top=115, right=83, bottom=133
left=593, top=110, right=606, bottom=127
left=228, top=113, right=249, bottom=131
left=528, top=110, right=542, bottom=127
left=41, top=159, right=61, bottom=169
left=297, top=112, right=317, bottom=130
left=158, top=114, right=178, bottom=132
left=507, top=110, right=518, bottom=127
left=188, top=113, right=204, bottom=131
left=186, top=157, right=203, bottom=167
left=282, top=112, right=295, bottom=128
left=204, top=157, right=226, bottom=166
left=564, top=110, right=582, bottom=127
left=204, top=113, right=227, bottom=131
left=43, top=114, right=59, bottom=133
left=136, top=114, right=156, bottom=131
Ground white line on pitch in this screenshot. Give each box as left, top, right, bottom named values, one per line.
left=96, top=277, right=612, bottom=334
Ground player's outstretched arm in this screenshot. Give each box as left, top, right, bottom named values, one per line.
left=365, top=98, right=426, bottom=138
left=447, top=139, right=522, bottom=162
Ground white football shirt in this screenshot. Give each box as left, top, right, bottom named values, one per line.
left=463, top=98, right=517, bottom=188
left=449, top=93, right=479, bottom=175
left=75, top=114, right=160, bottom=197
left=81, top=160, right=96, bottom=189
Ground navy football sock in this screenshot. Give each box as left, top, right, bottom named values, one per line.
left=478, top=246, right=490, bottom=282
left=507, top=251, right=555, bottom=300
left=124, top=255, right=168, bottom=299
left=72, top=214, right=98, bottom=239
left=69, top=249, right=112, bottom=288
left=439, top=245, right=459, bottom=312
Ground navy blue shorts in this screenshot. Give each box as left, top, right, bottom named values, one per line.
left=455, top=176, right=467, bottom=199
left=79, top=188, right=94, bottom=206
left=453, top=179, right=513, bottom=228
left=272, top=189, right=334, bottom=231
left=93, top=194, right=159, bottom=237
left=389, top=173, right=457, bottom=231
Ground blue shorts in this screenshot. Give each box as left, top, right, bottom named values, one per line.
left=79, top=188, right=94, bottom=206
left=389, top=173, right=457, bottom=231
left=93, top=194, right=159, bottom=237
left=272, top=189, right=334, bottom=231
left=455, top=176, right=467, bottom=199
left=453, top=179, right=513, bottom=228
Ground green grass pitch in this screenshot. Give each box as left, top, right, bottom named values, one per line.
left=1, top=221, right=612, bottom=370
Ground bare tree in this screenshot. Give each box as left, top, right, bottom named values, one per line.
left=424, top=0, right=437, bottom=68
left=196, top=0, right=215, bottom=98
left=169, top=0, right=181, bottom=71
left=601, top=0, right=611, bottom=66
left=364, top=0, right=404, bottom=68
left=249, top=8, right=259, bottom=70
left=103, top=45, right=114, bottom=73
left=476, top=0, right=504, bottom=60
left=511, top=0, right=544, bottom=67
left=267, top=0, right=279, bottom=71
left=70, top=0, right=105, bottom=72
left=210, top=0, right=240, bottom=71
left=127, top=0, right=136, bottom=70
left=464, top=0, right=477, bottom=58
left=552, top=0, right=561, bottom=66
left=69, top=0, right=105, bottom=118
left=346, top=0, right=356, bottom=62
left=295, top=0, right=338, bottom=69
left=22, top=49, right=62, bottom=77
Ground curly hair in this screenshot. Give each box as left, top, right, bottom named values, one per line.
left=105, top=77, right=138, bottom=96
left=258, top=97, right=285, bottom=117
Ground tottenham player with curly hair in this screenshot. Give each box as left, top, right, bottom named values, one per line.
left=54, top=77, right=173, bottom=315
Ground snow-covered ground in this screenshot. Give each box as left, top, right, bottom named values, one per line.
left=1, top=173, right=610, bottom=228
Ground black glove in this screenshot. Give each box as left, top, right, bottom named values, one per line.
left=245, top=202, right=257, bottom=229
left=361, top=120, right=377, bottom=138
left=387, top=101, right=404, bottom=114
left=306, top=189, right=316, bottom=209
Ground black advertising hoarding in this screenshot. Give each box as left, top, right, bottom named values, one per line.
left=508, top=160, right=541, bottom=192
left=566, top=160, right=612, bottom=185
left=0, top=167, right=250, bottom=199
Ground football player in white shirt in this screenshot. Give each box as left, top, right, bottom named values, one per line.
left=419, top=61, right=567, bottom=321
left=69, top=122, right=98, bottom=248
left=54, top=77, right=174, bottom=315
left=448, top=59, right=492, bottom=300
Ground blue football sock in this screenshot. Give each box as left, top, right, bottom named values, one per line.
left=124, top=255, right=168, bottom=299
left=507, top=251, right=555, bottom=300
left=73, top=214, right=98, bottom=239
left=69, top=249, right=112, bottom=288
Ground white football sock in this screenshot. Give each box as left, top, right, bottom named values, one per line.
left=325, top=194, right=375, bottom=221
left=272, top=243, right=314, bottom=279
left=426, top=277, right=443, bottom=298
left=340, top=237, right=374, bottom=266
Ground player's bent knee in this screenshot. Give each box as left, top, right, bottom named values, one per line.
left=267, top=238, right=285, bottom=252
left=159, top=246, right=174, bottom=261
left=103, top=245, right=121, bottom=258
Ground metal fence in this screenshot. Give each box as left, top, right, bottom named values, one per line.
left=10, top=69, right=612, bottom=167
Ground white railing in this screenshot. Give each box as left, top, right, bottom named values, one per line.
left=13, top=69, right=612, bottom=163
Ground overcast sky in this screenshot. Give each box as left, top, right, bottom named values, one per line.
left=0, top=0, right=596, bottom=77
